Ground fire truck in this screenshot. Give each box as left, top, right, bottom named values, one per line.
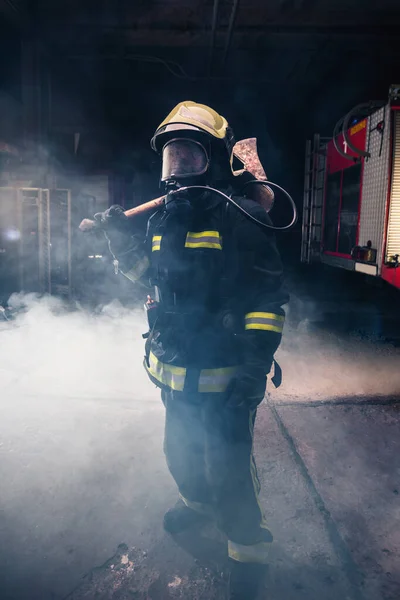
left=301, top=84, right=400, bottom=291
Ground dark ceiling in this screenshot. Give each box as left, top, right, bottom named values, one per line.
left=30, top=1, right=400, bottom=130
left=2, top=0, right=400, bottom=183
left=3, top=1, right=398, bottom=123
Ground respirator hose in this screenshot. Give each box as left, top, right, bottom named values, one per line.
left=173, top=181, right=297, bottom=231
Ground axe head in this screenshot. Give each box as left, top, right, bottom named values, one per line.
left=232, top=137, right=274, bottom=212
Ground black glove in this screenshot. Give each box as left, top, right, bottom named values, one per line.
left=94, top=205, right=130, bottom=232
left=94, top=205, right=134, bottom=255
left=225, top=363, right=270, bottom=410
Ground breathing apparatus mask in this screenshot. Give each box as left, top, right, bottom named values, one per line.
left=161, top=138, right=210, bottom=186
left=159, top=136, right=212, bottom=216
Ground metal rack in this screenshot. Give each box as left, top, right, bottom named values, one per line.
left=0, top=186, right=71, bottom=297
left=49, top=189, right=72, bottom=298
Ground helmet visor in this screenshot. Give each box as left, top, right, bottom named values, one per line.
left=161, top=138, right=209, bottom=182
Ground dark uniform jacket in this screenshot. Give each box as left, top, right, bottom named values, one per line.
left=108, top=193, right=289, bottom=394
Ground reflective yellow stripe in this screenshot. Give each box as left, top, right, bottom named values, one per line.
left=145, top=353, right=238, bottom=393
left=186, top=230, right=220, bottom=238
left=185, top=230, right=222, bottom=250
left=152, top=235, right=162, bottom=252
left=145, top=354, right=237, bottom=393
left=228, top=540, right=270, bottom=564
left=198, top=366, right=237, bottom=393
left=147, top=352, right=186, bottom=391
left=186, top=241, right=222, bottom=249
left=246, top=312, right=285, bottom=320
left=149, top=352, right=185, bottom=376
left=245, top=311, right=285, bottom=333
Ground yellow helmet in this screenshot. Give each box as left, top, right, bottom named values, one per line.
left=151, top=101, right=235, bottom=157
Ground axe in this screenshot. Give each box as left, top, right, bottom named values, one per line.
left=79, top=138, right=272, bottom=232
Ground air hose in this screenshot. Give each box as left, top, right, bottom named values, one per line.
left=170, top=180, right=297, bottom=231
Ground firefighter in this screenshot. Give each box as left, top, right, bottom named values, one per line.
left=93, top=101, right=288, bottom=599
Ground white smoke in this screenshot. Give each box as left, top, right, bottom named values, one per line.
left=274, top=294, right=400, bottom=403
left=1, top=293, right=156, bottom=402
left=0, top=294, right=176, bottom=599
left=1, top=289, right=399, bottom=599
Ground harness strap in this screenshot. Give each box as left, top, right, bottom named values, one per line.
left=271, top=360, right=282, bottom=388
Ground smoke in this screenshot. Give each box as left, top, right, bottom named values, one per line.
left=1, top=282, right=399, bottom=600
left=0, top=294, right=176, bottom=600
left=274, top=292, right=400, bottom=403
left=2, top=286, right=399, bottom=422
left=1, top=292, right=159, bottom=401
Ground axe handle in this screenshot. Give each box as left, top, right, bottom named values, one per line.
left=79, top=195, right=165, bottom=231
left=123, top=195, right=165, bottom=218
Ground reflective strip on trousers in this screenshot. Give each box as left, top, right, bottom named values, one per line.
left=198, top=366, right=237, bottom=393
left=228, top=540, right=271, bottom=564
left=245, top=311, right=284, bottom=333
left=185, top=230, right=222, bottom=250
left=152, top=235, right=162, bottom=252
left=147, top=352, right=186, bottom=391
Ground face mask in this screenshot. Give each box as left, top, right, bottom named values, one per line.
left=161, top=138, right=209, bottom=184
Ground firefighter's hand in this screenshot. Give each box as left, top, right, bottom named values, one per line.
left=79, top=218, right=96, bottom=232
left=225, top=365, right=268, bottom=410
left=94, top=205, right=129, bottom=231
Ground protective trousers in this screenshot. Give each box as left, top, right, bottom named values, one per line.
left=161, top=389, right=272, bottom=563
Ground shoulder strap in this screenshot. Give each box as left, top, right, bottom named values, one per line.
left=217, top=200, right=233, bottom=305
left=145, top=208, right=167, bottom=244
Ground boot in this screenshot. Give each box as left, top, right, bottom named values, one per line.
left=163, top=500, right=210, bottom=534
left=228, top=559, right=267, bottom=600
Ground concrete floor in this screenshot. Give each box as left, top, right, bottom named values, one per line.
left=0, top=291, right=400, bottom=600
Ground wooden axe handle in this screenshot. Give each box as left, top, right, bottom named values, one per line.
left=79, top=195, right=165, bottom=231
left=123, top=195, right=165, bottom=218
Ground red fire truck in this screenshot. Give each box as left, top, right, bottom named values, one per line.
left=301, top=84, right=400, bottom=290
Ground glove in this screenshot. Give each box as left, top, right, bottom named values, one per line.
left=225, top=363, right=270, bottom=410
left=94, top=205, right=130, bottom=232
left=94, top=205, right=134, bottom=255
